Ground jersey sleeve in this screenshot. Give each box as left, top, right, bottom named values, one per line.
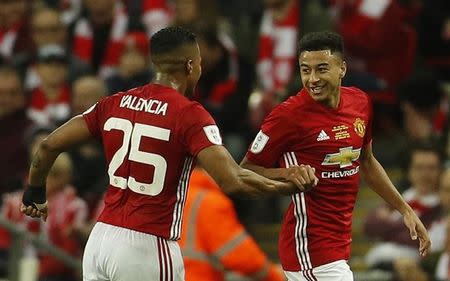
left=179, top=103, right=222, bottom=156
left=82, top=96, right=114, bottom=139
left=245, top=104, right=297, bottom=167
left=82, top=101, right=103, bottom=138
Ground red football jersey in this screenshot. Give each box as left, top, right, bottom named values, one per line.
left=246, top=87, right=373, bottom=271
left=83, top=83, right=221, bottom=240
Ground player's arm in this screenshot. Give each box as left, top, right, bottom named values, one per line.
left=360, top=142, right=431, bottom=257
left=197, top=146, right=315, bottom=195
left=240, top=157, right=318, bottom=192
left=21, top=115, right=93, bottom=220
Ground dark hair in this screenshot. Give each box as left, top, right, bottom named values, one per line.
left=298, top=31, right=344, bottom=56
left=407, top=140, right=445, bottom=168
left=150, top=26, right=197, bottom=56
left=398, top=71, right=442, bottom=112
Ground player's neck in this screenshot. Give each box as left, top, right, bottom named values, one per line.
left=323, top=92, right=340, bottom=109
left=152, top=72, right=183, bottom=93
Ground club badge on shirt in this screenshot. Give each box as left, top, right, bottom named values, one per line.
left=353, top=118, right=366, bottom=138
left=203, top=125, right=222, bottom=145
left=250, top=130, right=269, bottom=154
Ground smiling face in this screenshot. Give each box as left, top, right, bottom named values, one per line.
left=299, top=50, right=346, bottom=108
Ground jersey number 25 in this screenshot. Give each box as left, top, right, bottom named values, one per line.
left=104, top=117, right=170, bottom=196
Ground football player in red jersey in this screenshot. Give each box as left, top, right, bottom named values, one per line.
left=241, top=31, right=431, bottom=281
left=20, top=26, right=318, bottom=281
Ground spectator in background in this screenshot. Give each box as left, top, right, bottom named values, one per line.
left=417, top=0, right=450, bottom=82
left=398, top=72, right=447, bottom=142
left=173, top=0, right=219, bottom=28
left=69, top=76, right=107, bottom=210
left=122, top=0, right=171, bottom=37
left=189, top=22, right=253, bottom=158
left=172, top=0, right=235, bottom=50
left=254, top=0, right=299, bottom=122
left=364, top=142, right=443, bottom=269
left=72, top=0, right=127, bottom=78
left=27, top=44, right=71, bottom=127
left=180, top=168, right=284, bottom=281
left=435, top=215, right=450, bottom=281
left=0, top=126, right=53, bottom=278
left=0, top=190, right=39, bottom=278
left=0, top=0, right=31, bottom=61
left=71, top=75, right=107, bottom=116
left=38, top=152, right=88, bottom=281
left=331, top=0, right=417, bottom=89
left=429, top=167, right=450, bottom=254
left=0, top=65, right=33, bottom=193
left=23, top=7, right=91, bottom=90
left=393, top=167, right=450, bottom=281
left=31, top=8, right=67, bottom=55
left=106, top=31, right=153, bottom=94
left=172, top=0, right=245, bottom=150
left=392, top=257, right=430, bottom=281
left=434, top=170, right=450, bottom=281
left=42, top=0, right=83, bottom=25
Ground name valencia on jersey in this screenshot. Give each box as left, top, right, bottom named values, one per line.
left=120, top=95, right=168, bottom=116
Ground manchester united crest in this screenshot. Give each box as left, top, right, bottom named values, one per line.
left=353, top=118, right=366, bottom=138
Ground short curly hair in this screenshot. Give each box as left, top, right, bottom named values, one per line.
left=150, top=26, right=197, bottom=56
left=298, top=31, right=344, bottom=57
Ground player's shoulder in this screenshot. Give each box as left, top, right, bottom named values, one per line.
left=178, top=99, right=209, bottom=116
left=104, top=84, right=195, bottom=110
left=269, top=91, right=305, bottom=118
left=96, top=88, right=134, bottom=106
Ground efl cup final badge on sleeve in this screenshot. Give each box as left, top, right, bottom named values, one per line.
left=250, top=130, right=269, bottom=154
left=203, top=125, right=223, bottom=145
left=353, top=118, right=366, bottom=138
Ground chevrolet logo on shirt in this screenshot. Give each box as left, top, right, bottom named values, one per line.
left=322, top=146, right=361, bottom=168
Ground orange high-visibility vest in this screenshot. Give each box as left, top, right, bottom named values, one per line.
left=180, top=168, right=284, bottom=281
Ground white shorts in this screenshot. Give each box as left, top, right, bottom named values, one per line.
left=284, top=260, right=353, bottom=281
left=83, top=222, right=185, bottom=281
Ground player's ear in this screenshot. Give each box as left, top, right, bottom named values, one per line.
left=340, top=61, right=347, bottom=79
left=185, top=59, right=193, bottom=75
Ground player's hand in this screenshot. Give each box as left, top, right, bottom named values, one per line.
left=21, top=184, right=48, bottom=222
left=403, top=210, right=431, bottom=257
left=20, top=202, right=48, bottom=222
left=286, top=164, right=319, bottom=192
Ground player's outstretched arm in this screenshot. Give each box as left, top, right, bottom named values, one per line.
left=240, top=157, right=318, bottom=192
left=197, top=146, right=314, bottom=195
left=360, top=142, right=431, bottom=257
left=21, top=115, right=93, bottom=221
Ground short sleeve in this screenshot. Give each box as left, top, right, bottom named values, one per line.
left=82, top=101, right=102, bottom=138
left=82, top=96, right=113, bottom=139
left=180, top=103, right=222, bottom=156
left=245, top=105, right=297, bottom=167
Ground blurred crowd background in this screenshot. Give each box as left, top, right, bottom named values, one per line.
left=0, top=0, right=449, bottom=280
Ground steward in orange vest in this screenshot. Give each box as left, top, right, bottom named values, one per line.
left=180, top=168, right=285, bottom=281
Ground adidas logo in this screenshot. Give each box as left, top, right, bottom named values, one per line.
left=316, top=130, right=330, bottom=141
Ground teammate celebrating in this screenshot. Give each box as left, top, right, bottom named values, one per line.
left=241, top=31, right=431, bottom=281
left=20, top=26, right=318, bottom=281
